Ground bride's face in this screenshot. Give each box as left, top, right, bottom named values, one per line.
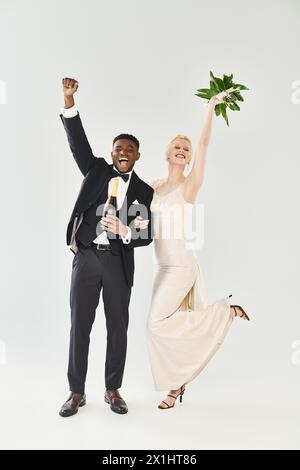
left=166, top=139, right=191, bottom=167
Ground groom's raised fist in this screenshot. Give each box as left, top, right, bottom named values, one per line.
left=62, top=77, right=79, bottom=97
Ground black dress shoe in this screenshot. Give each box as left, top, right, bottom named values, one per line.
left=104, top=389, right=128, bottom=414
left=59, top=392, right=86, bottom=417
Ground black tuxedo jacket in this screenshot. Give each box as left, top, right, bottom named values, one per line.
left=60, top=112, right=154, bottom=286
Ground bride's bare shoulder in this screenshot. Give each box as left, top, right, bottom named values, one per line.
left=150, top=178, right=166, bottom=190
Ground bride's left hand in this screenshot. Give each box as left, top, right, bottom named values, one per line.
left=209, top=90, right=231, bottom=106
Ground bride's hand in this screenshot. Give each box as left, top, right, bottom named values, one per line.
left=133, top=216, right=149, bottom=229
left=209, top=90, right=231, bottom=106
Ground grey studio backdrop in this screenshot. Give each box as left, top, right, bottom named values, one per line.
left=0, top=0, right=299, bottom=450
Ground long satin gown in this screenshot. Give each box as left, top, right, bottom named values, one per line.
left=147, top=181, right=233, bottom=391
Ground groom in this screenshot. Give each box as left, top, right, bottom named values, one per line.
left=59, top=77, right=153, bottom=417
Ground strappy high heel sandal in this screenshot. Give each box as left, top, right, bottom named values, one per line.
left=232, top=305, right=250, bottom=321
left=158, top=385, right=186, bottom=409
left=228, top=295, right=250, bottom=321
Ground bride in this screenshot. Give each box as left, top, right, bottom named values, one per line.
left=135, top=90, right=250, bottom=410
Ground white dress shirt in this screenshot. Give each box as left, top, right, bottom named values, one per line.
left=61, top=105, right=132, bottom=244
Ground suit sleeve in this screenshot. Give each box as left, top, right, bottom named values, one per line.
left=124, top=187, right=154, bottom=249
left=60, top=112, right=98, bottom=176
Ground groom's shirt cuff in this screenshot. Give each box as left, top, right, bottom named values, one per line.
left=61, top=105, right=78, bottom=118
left=121, top=226, right=131, bottom=244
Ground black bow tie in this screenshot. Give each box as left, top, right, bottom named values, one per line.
left=110, top=169, right=130, bottom=182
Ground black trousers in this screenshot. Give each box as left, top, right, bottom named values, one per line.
left=67, top=245, right=131, bottom=393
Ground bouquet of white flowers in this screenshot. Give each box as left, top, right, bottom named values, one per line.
left=195, top=71, right=249, bottom=126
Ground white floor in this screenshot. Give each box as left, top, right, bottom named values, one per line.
left=1, top=292, right=299, bottom=450
left=1, top=362, right=299, bottom=450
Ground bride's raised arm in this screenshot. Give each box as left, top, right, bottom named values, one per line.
left=184, top=91, right=229, bottom=201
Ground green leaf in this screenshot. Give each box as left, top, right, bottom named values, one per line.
left=209, top=71, right=223, bottom=92
left=220, top=103, right=229, bottom=126
left=232, top=83, right=249, bottom=90
left=228, top=101, right=240, bottom=111
left=215, top=104, right=221, bottom=116
left=214, top=77, right=225, bottom=91
left=223, top=74, right=233, bottom=89
left=228, top=94, right=237, bottom=102
left=231, top=91, right=244, bottom=102
left=196, top=88, right=211, bottom=94
left=209, top=80, right=218, bottom=94
left=195, top=92, right=211, bottom=99
left=209, top=71, right=216, bottom=80
left=196, top=88, right=214, bottom=99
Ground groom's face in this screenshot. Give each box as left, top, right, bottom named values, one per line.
left=111, top=139, right=140, bottom=173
